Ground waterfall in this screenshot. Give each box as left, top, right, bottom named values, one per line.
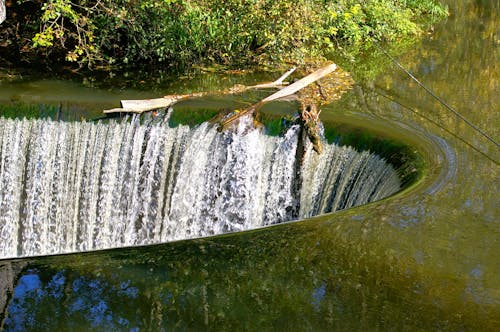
left=0, top=115, right=400, bottom=258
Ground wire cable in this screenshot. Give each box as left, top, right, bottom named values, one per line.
left=371, top=87, right=499, bottom=166
left=372, top=41, right=499, bottom=148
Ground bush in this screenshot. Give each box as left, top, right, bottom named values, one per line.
left=2, top=0, right=448, bottom=70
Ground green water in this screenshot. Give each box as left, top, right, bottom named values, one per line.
left=0, top=0, right=498, bottom=330
left=0, top=66, right=276, bottom=120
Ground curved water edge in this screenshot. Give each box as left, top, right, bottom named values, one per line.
left=0, top=112, right=412, bottom=259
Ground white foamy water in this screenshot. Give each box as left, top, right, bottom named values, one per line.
left=0, top=115, right=400, bottom=258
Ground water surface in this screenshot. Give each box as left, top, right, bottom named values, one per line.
left=0, top=0, right=498, bottom=330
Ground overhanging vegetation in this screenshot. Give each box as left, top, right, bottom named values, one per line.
left=0, top=0, right=447, bottom=70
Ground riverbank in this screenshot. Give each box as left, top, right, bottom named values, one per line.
left=1, top=0, right=447, bottom=72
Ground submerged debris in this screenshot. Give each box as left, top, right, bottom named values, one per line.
left=296, top=61, right=354, bottom=154
left=301, top=104, right=323, bottom=154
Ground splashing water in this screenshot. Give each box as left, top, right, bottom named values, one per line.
left=0, top=115, right=400, bottom=258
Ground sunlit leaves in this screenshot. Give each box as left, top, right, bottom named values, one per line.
left=32, top=28, right=54, bottom=47
left=20, top=0, right=448, bottom=69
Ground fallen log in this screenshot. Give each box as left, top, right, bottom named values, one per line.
left=218, top=63, right=337, bottom=128
left=262, top=63, right=337, bottom=102
left=104, top=95, right=198, bottom=114
left=103, top=62, right=353, bottom=155
left=103, top=67, right=296, bottom=114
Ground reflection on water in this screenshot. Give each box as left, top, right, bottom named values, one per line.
left=0, top=0, right=499, bottom=330
left=0, top=67, right=276, bottom=121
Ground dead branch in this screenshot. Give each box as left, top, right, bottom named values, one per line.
left=218, top=63, right=337, bottom=128
left=103, top=67, right=296, bottom=114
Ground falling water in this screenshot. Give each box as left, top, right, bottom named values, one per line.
left=0, top=114, right=400, bottom=258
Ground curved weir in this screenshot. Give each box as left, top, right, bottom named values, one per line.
left=0, top=115, right=401, bottom=258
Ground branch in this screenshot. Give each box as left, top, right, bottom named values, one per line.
left=218, top=63, right=337, bottom=128
left=103, top=68, right=296, bottom=114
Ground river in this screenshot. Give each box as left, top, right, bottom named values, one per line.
left=0, top=0, right=498, bottom=330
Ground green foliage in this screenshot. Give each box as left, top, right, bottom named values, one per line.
left=7, top=0, right=448, bottom=69
left=23, top=0, right=98, bottom=64
left=321, top=0, right=438, bottom=45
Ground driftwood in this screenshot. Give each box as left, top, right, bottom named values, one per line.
left=103, top=67, right=296, bottom=114
left=104, top=95, right=194, bottom=114
left=219, top=63, right=337, bottom=128
left=103, top=62, right=353, bottom=155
